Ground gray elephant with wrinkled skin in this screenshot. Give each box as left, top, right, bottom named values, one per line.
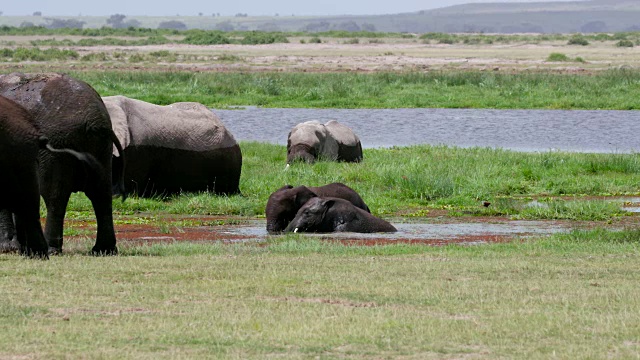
left=0, top=95, right=102, bottom=258
left=265, top=182, right=370, bottom=234
left=287, top=120, right=362, bottom=164
left=103, top=95, right=242, bottom=197
left=284, top=197, right=397, bottom=233
left=0, top=73, right=125, bottom=255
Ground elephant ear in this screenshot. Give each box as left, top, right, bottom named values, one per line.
left=102, top=96, right=131, bottom=156
left=318, top=198, right=336, bottom=220
left=293, top=186, right=317, bottom=208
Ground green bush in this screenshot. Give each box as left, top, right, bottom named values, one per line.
left=617, top=40, right=634, bottom=48
left=241, top=31, right=289, bottom=45
left=308, top=37, right=322, bottom=44
left=181, top=30, right=230, bottom=45
left=567, top=36, right=589, bottom=46
left=546, top=52, right=571, bottom=62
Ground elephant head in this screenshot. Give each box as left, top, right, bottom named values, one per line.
left=265, top=185, right=318, bottom=234
left=286, top=121, right=339, bottom=164
left=284, top=197, right=397, bottom=234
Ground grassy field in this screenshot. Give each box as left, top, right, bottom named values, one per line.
left=57, top=143, right=640, bottom=221
left=1, top=30, right=640, bottom=357
left=1, top=232, right=640, bottom=358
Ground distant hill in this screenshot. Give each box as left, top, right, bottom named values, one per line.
left=1, top=0, right=639, bottom=33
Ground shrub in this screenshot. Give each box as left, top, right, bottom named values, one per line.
left=241, top=31, right=289, bottom=45
left=546, top=53, right=570, bottom=62
left=617, top=40, right=634, bottom=48
left=567, top=36, right=589, bottom=46
left=308, top=37, right=322, bottom=44
left=182, top=31, right=230, bottom=45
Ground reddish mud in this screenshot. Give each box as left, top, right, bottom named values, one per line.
left=61, top=212, right=640, bottom=249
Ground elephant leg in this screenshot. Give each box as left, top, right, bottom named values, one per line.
left=13, top=211, right=49, bottom=259
left=41, top=189, right=71, bottom=255
left=84, top=177, right=118, bottom=256
left=0, top=209, right=19, bottom=253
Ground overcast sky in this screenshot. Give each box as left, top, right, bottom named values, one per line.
left=1, top=0, right=579, bottom=17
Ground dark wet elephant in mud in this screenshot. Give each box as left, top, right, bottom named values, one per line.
left=0, top=95, right=101, bottom=257
left=0, top=73, right=126, bottom=255
left=265, top=182, right=370, bottom=234
left=284, top=197, right=396, bottom=233
left=287, top=120, right=363, bottom=164
left=102, top=95, right=242, bottom=197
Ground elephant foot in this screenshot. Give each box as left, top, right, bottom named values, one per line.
left=0, top=239, right=20, bottom=254
left=20, top=246, right=50, bottom=259
left=48, top=247, right=63, bottom=256
left=92, top=246, right=118, bottom=256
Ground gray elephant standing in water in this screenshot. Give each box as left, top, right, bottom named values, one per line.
left=287, top=120, right=363, bottom=164
left=103, top=96, right=242, bottom=197
left=284, top=197, right=396, bottom=233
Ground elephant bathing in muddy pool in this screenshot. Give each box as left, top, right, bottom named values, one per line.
left=265, top=182, right=371, bottom=234
left=284, top=197, right=397, bottom=233
left=102, top=95, right=242, bottom=197
left=287, top=120, right=363, bottom=164
left=0, top=73, right=125, bottom=255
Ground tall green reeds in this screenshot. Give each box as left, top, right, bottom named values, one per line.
left=72, top=70, right=640, bottom=110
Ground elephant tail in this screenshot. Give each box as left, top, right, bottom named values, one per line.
left=110, top=130, right=127, bottom=202
left=39, top=136, right=103, bottom=181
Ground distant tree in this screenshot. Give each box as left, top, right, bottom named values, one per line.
left=106, top=14, right=126, bottom=27
left=235, top=13, right=248, bottom=17
left=33, top=11, right=42, bottom=16
left=199, top=12, right=203, bottom=16
left=158, top=20, right=187, bottom=30
left=275, top=13, right=279, bottom=17
left=45, top=18, right=85, bottom=29
left=0, top=11, right=3, bottom=16
left=580, top=21, right=607, bottom=33
left=106, top=14, right=140, bottom=29
left=214, top=21, right=235, bottom=31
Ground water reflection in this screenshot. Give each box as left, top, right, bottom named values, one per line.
left=215, top=107, right=640, bottom=153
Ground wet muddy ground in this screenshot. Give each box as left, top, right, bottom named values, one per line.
left=64, top=197, right=640, bottom=249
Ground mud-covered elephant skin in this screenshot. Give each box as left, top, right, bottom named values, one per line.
left=287, top=120, right=362, bottom=164
left=0, top=96, right=102, bottom=257
left=265, top=182, right=370, bottom=234
left=284, top=197, right=396, bottom=233
left=103, top=95, right=242, bottom=197
left=0, top=73, right=125, bottom=255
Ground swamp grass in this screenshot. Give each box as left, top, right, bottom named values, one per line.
left=1, top=229, right=640, bottom=358
left=64, top=69, right=640, bottom=110
left=62, top=143, right=640, bottom=221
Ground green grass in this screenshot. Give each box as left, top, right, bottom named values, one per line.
left=57, top=143, right=640, bottom=222
left=1, top=229, right=639, bottom=358
left=63, top=69, right=640, bottom=110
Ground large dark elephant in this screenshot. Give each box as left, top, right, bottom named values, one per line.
left=284, top=197, right=397, bottom=233
left=0, top=96, right=101, bottom=257
left=287, top=120, right=363, bottom=164
left=102, top=95, right=242, bottom=197
left=265, top=182, right=370, bottom=234
left=0, top=73, right=125, bottom=255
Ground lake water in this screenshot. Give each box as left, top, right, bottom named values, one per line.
left=215, top=107, right=640, bottom=153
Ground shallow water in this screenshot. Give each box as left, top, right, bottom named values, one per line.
left=220, top=219, right=570, bottom=245
left=215, top=107, right=640, bottom=153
